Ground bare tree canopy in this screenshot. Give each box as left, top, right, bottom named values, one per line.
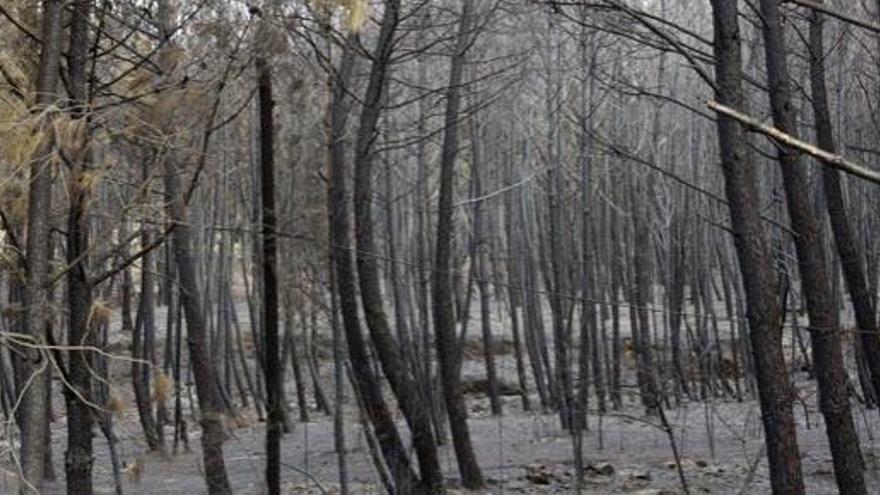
left=2, top=0, right=880, bottom=493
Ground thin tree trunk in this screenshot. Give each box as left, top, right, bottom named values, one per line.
left=157, top=2, right=231, bottom=491
left=307, top=297, right=332, bottom=415
left=432, top=0, right=485, bottom=488
left=470, top=117, right=502, bottom=416
left=351, top=2, right=442, bottom=489
left=503, top=154, right=532, bottom=412
left=286, top=307, right=311, bottom=422
left=95, top=321, right=123, bottom=495
left=328, top=261, right=349, bottom=494
left=165, top=152, right=233, bottom=495
left=229, top=283, right=264, bottom=418
left=172, top=287, right=190, bottom=454
left=133, top=207, right=161, bottom=451
left=327, top=34, right=422, bottom=493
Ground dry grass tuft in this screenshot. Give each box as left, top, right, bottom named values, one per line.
left=74, top=170, right=100, bottom=196
left=124, top=457, right=144, bottom=484
left=309, top=0, right=369, bottom=32
left=0, top=50, right=28, bottom=92
left=0, top=179, right=27, bottom=225
left=460, top=338, right=515, bottom=359
left=107, top=392, right=126, bottom=419
left=87, top=299, right=112, bottom=329
left=231, top=414, right=252, bottom=430
left=344, top=0, right=368, bottom=32
left=151, top=372, right=173, bottom=407
left=53, top=114, right=88, bottom=161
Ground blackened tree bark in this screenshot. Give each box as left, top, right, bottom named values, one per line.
left=544, top=10, right=575, bottom=430
left=19, top=1, right=64, bottom=491
left=284, top=305, right=310, bottom=422
left=758, top=1, right=866, bottom=492
left=157, top=2, right=232, bottom=492
left=433, top=0, right=485, bottom=488
left=631, top=177, right=659, bottom=414
left=256, top=32, right=282, bottom=495
left=470, top=116, right=502, bottom=417
left=327, top=34, right=423, bottom=493
left=808, top=3, right=880, bottom=405
left=321, top=18, right=350, bottom=494
left=578, top=28, right=605, bottom=417
left=411, top=8, right=447, bottom=444
left=709, top=1, right=805, bottom=492
left=668, top=229, right=690, bottom=398
left=133, top=178, right=161, bottom=451
left=165, top=163, right=233, bottom=494
left=164, top=138, right=233, bottom=495
left=351, top=1, right=443, bottom=489
left=64, top=1, right=95, bottom=493
left=503, top=156, right=532, bottom=412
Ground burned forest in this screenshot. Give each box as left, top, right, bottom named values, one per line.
left=3, top=0, right=880, bottom=493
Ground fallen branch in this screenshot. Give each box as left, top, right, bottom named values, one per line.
left=708, top=100, right=880, bottom=185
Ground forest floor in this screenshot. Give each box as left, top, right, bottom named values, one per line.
left=3, top=301, right=879, bottom=494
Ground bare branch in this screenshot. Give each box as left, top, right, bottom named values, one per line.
left=708, top=100, right=880, bottom=185
left=785, top=0, right=880, bottom=34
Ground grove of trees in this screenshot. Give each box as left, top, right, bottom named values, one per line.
left=2, top=0, right=880, bottom=493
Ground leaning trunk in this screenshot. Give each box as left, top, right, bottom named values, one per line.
left=709, top=1, right=805, bottom=492
left=432, top=0, right=485, bottom=488
left=808, top=3, right=880, bottom=407
left=758, top=1, right=865, bottom=492
left=351, top=1, right=442, bottom=488
left=157, top=2, right=232, bottom=492
left=327, top=34, right=422, bottom=493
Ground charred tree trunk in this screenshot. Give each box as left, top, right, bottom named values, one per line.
left=133, top=202, right=161, bottom=451
left=18, top=1, right=64, bottom=491
left=157, top=2, right=232, bottom=491
left=758, top=0, right=865, bottom=491
left=503, top=154, right=532, bottom=412
left=64, top=1, right=95, bottom=492
left=709, top=1, right=805, bottom=492
left=470, top=117, right=502, bottom=417
left=808, top=3, right=880, bottom=407
left=351, top=1, right=442, bottom=489
left=432, top=0, right=485, bottom=488
left=327, top=34, right=422, bottom=493
left=255, top=41, right=283, bottom=494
